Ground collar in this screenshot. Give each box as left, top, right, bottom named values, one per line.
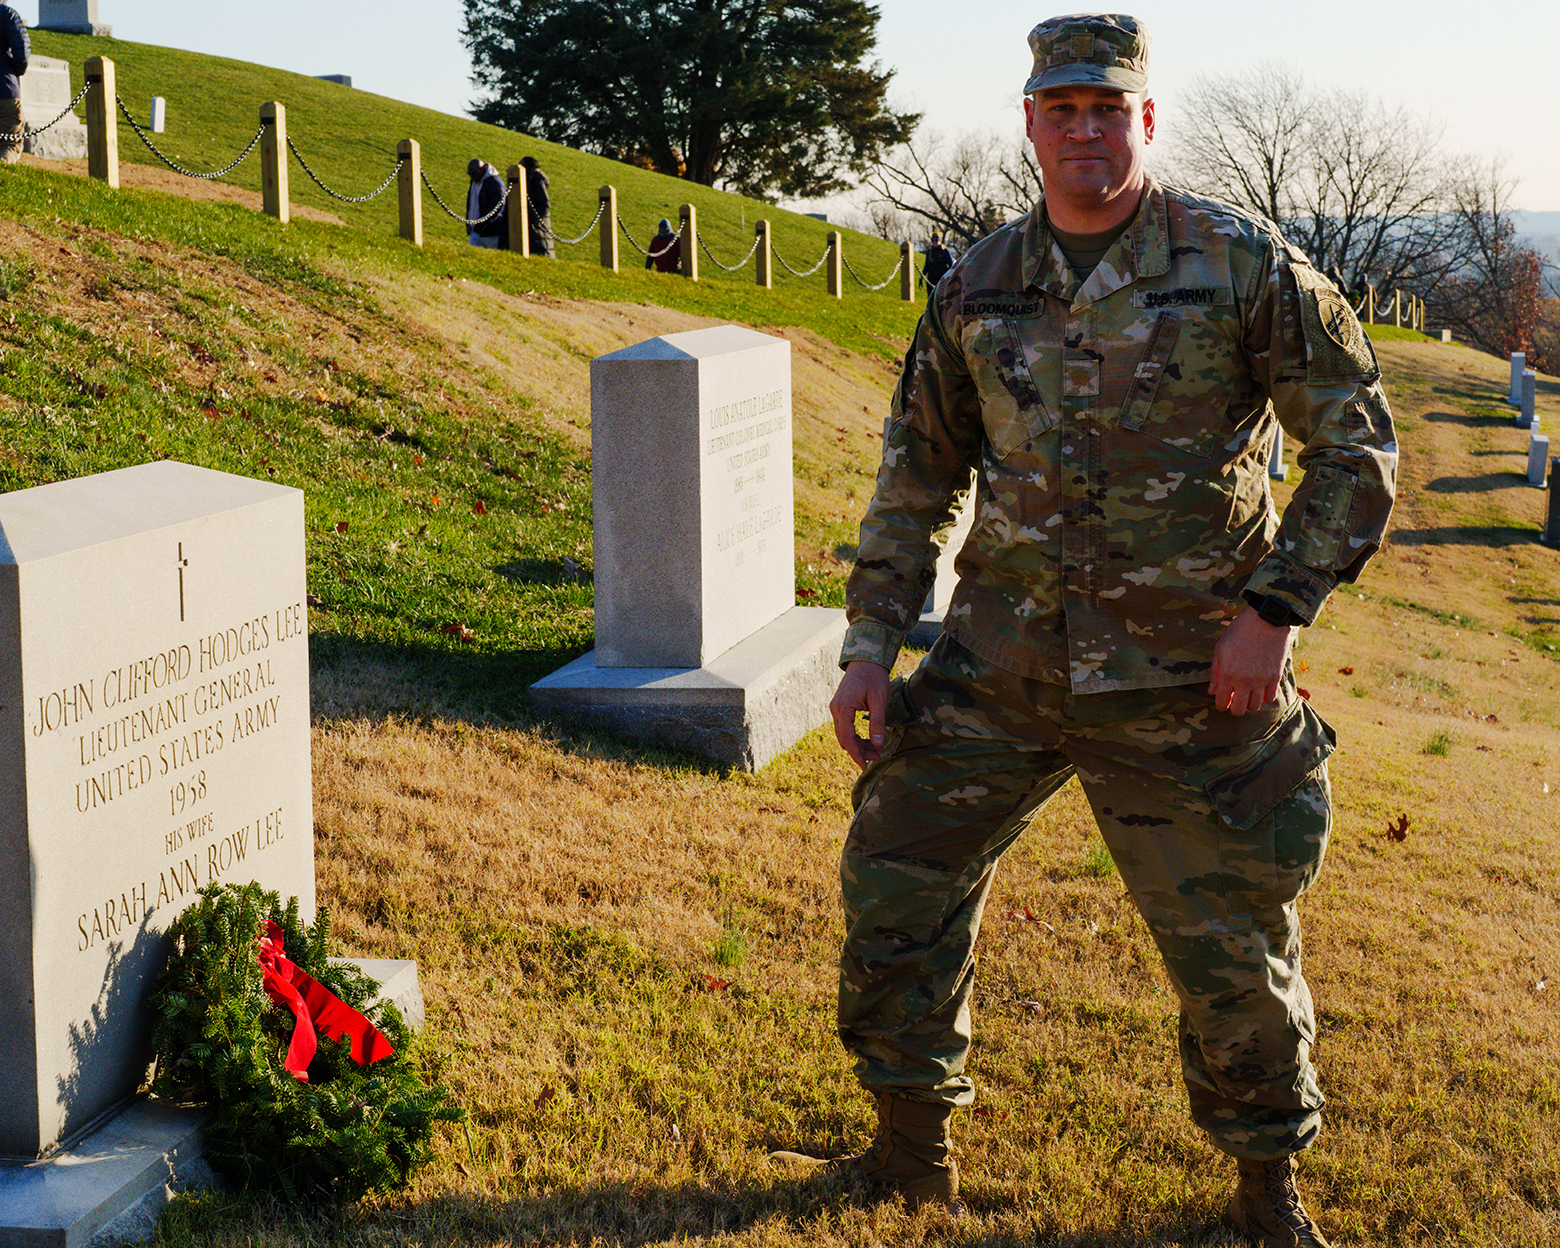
left=1022, top=174, right=1170, bottom=307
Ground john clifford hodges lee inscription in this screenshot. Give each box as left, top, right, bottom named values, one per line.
left=0, top=462, right=313, bottom=1158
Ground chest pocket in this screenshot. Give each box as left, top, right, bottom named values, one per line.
left=1118, top=307, right=1245, bottom=461
left=964, top=318, right=1056, bottom=458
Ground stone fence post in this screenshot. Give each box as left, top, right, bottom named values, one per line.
left=679, top=203, right=697, bottom=279
left=755, top=220, right=771, bottom=288
left=826, top=231, right=842, bottom=298
left=900, top=241, right=913, bottom=301
left=83, top=55, right=117, bottom=187
left=598, top=185, right=618, bottom=271
left=507, top=164, right=530, bottom=257
left=259, top=102, right=288, bottom=223
left=397, top=139, right=421, bottom=246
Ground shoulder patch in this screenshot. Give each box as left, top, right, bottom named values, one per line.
left=1288, top=260, right=1378, bottom=384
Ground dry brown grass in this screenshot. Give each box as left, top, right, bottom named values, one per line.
left=153, top=337, right=1560, bottom=1247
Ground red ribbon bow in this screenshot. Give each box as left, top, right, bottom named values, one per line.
left=257, top=920, right=395, bottom=1082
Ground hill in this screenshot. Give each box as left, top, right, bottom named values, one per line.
left=3, top=80, right=1560, bottom=1245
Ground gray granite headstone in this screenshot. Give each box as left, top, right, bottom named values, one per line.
left=36, top=0, right=111, bottom=36
left=18, top=56, right=88, bottom=161
left=1528, top=435, right=1550, bottom=488
left=1519, top=369, right=1537, bottom=429
left=1508, top=352, right=1526, bottom=406
left=0, top=462, right=314, bottom=1161
left=532, top=326, right=847, bottom=769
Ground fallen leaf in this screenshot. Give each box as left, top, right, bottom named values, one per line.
left=796, top=587, right=818, bottom=599
left=535, top=1086, right=556, bottom=1109
left=305, top=593, right=322, bottom=607
left=1537, top=977, right=1548, bottom=993
left=1297, top=687, right=1311, bottom=701
left=1384, top=813, right=1410, bottom=842
left=334, top=521, right=349, bottom=534
left=430, top=495, right=441, bottom=507
left=439, top=622, right=476, bottom=642
left=1298, top=660, right=1310, bottom=673
left=454, top=1162, right=469, bottom=1176
left=1014, top=999, right=1043, bottom=1013
left=701, top=974, right=732, bottom=992
left=1339, top=666, right=1354, bottom=675
left=669, top=1122, right=682, bottom=1142
left=473, top=500, right=487, bottom=515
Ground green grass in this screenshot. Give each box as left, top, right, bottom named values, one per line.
left=30, top=30, right=915, bottom=314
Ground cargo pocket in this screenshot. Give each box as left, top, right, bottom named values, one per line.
left=1205, top=700, right=1336, bottom=906
left=964, top=318, right=1055, bottom=458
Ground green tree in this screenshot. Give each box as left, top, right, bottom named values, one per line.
left=461, top=0, right=918, bottom=199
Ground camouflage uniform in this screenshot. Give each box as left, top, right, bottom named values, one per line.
left=837, top=177, right=1396, bottom=1160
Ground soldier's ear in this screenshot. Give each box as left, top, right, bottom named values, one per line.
left=1141, top=96, right=1156, bottom=144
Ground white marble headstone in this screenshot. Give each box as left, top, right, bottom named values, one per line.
left=590, top=326, right=793, bottom=668
left=0, top=462, right=313, bottom=1158
left=36, top=0, right=111, bottom=35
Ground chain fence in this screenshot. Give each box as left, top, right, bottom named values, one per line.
left=287, top=137, right=403, bottom=204
left=843, top=250, right=903, bottom=291
left=115, top=96, right=264, bottom=180
left=420, top=168, right=511, bottom=226
left=550, top=197, right=607, bottom=246
left=698, top=231, right=763, bottom=272
left=617, top=214, right=683, bottom=259
left=0, top=82, right=89, bottom=143
left=771, top=242, right=831, bottom=279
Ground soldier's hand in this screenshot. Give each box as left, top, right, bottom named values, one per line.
left=830, top=660, right=891, bottom=770
left=1208, top=607, right=1293, bottom=716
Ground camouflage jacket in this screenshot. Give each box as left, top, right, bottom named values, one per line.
left=842, top=177, right=1398, bottom=692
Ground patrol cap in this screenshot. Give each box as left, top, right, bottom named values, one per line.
left=1024, top=13, right=1149, bottom=95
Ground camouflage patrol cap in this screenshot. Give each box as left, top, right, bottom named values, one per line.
left=1024, top=13, right=1150, bottom=94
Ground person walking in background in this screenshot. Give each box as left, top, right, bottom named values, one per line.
left=772, top=14, right=1395, bottom=1247
left=644, top=217, right=680, bottom=273
left=521, top=155, right=554, bottom=258
left=0, top=2, right=29, bottom=165
left=921, top=232, right=952, bottom=288
left=465, top=158, right=505, bottom=248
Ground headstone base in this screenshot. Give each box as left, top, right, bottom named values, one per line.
left=36, top=22, right=111, bottom=34
left=22, top=123, right=88, bottom=161
left=530, top=606, right=847, bottom=770
left=0, top=1100, right=210, bottom=1248
left=337, top=958, right=425, bottom=1031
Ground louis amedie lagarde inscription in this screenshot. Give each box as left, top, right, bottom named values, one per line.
left=707, top=387, right=788, bottom=569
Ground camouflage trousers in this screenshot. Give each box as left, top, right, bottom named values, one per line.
left=839, top=635, right=1336, bottom=1160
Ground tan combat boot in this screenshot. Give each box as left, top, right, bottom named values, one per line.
left=769, top=1092, right=959, bottom=1207
left=1226, top=1155, right=1332, bottom=1247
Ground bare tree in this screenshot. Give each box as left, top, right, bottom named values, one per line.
left=858, top=128, right=1040, bottom=249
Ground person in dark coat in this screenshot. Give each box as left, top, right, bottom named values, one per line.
left=644, top=217, right=680, bottom=273
left=0, top=3, right=29, bottom=165
left=521, top=155, right=554, bottom=258
left=921, top=232, right=953, bottom=288
left=465, top=158, right=505, bottom=248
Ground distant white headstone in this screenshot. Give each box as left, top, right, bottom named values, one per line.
left=0, top=462, right=314, bottom=1159
left=149, top=96, right=165, bottom=133
left=36, top=0, right=111, bottom=36
left=17, top=56, right=88, bottom=161
left=531, top=325, right=847, bottom=769
left=1509, top=352, right=1527, bottom=406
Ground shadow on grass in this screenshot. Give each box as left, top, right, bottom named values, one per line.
left=159, top=1175, right=1244, bottom=1248
left=1420, top=405, right=1515, bottom=427
left=1422, top=471, right=1535, bottom=494
left=307, top=633, right=740, bottom=778
left=1388, top=524, right=1541, bottom=549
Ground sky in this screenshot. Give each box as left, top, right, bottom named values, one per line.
left=19, top=0, right=1560, bottom=213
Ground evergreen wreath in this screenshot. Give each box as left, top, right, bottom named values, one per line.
left=148, top=881, right=464, bottom=1201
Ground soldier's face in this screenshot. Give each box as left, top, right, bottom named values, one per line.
left=1025, top=86, right=1154, bottom=223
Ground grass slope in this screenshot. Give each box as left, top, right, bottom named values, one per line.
left=2, top=127, right=1559, bottom=1246
left=28, top=30, right=912, bottom=294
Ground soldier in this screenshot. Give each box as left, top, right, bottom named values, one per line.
left=771, top=14, right=1396, bottom=1248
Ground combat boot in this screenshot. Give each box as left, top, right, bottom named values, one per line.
left=769, top=1092, right=958, bottom=1207
left=1226, top=1154, right=1332, bottom=1247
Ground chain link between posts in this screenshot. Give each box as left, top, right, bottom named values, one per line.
left=0, top=82, right=90, bottom=143
left=617, top=214, right=684, bottom=259
left=550, top=198, right=607, bottom=246
left=420, top=168, right=511, bottom=226
left=697, top=232, right=763, bottom=272
left=771, top=243, right=830, bottom=278
left=286, top=137, right=403, bottom=203
left=843, top=250, right=904, bottom=291
left=115, top=96, right=264, bottom=179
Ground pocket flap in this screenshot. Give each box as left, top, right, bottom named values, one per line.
left=1205, top=701, right=1336, bottom=831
